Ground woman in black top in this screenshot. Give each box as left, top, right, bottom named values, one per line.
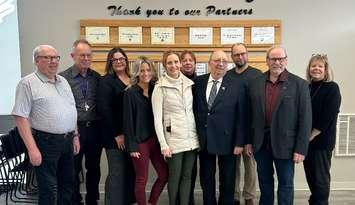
left=303, top=54, right=341, bottom=205
left=97, top=47, right=135, bottom=205
left=123, top=56, right=168, bottom=205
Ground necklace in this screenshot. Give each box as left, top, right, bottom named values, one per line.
left=310, top=82, right=323, bottom=99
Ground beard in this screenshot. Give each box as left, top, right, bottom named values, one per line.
left=236, top=61, right=246, bottom=68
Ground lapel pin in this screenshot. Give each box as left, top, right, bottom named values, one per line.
left=221, top=86, right=225, bottom=90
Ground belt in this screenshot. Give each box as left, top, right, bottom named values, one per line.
left=77, top=120, right=95, bottom=127
left=32, top=129, right=74, bottom=138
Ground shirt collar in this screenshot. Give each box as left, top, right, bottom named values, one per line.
left=71, top=65, right=92, bottom=78
left=208, top=74, right=223, bottom=84
left=267, top=69, right=288, bottom=83
left=35, top=69, right=61, bottom=83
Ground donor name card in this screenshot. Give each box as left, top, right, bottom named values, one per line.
left=251, top=27, right=275, bottom=44
left=85, top=27, right=110, bottom=44
left=220, top=27, right=244, bottom=44
left=119, top=27, right=142, bottom=44
left=189, top=27, right=213, bottom=45
left=151, top=27, right=175, bottom=44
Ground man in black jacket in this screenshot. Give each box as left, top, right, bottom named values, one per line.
left=247, top=46, right=312, bottom=205
left=193, top=50, right=248, bottom=205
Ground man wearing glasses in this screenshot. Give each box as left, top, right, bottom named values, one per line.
left=193, top=50, right=248, bottom=205
left=228, top=43, right=262, bottom=205
left=248, top=46, right=312, bottom=205
left=60, top=39, right=102, bottom=205
left=12, top=45, right=80, bottom=205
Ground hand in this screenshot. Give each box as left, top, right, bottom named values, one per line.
left=233, top=146, right=243, bottom=155
left=73, top=136, right=80, bottom=155
left=244, top=144, right=253, bottom=157
left=162, top=148, right=172, bottom=160
left=130, top=152, right=141, bottom=158
left=115, top=135, right=125, bottom=150
left=28, top=147, right=42, bottom=166
left=293, top=152, right=305, bottom=164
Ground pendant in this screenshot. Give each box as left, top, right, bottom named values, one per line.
left=84, top=102, right=90, bottom=111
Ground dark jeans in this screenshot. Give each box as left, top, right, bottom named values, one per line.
left=33, top=129, right=75, bottom=205
left=131, top=137, right=168, bottom=205
left=199, top=152, right=236, bottom=205
left=254, top=144, right=294, bottom=205
left=303, top=149, right=332, bottom=205
left=73, top=121, right=103, bottom=205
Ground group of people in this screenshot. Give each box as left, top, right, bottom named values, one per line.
left=11, top=40, right=341, bottom=205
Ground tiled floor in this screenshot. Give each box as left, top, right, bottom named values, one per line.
left=1, top=190, right=355, bottom=204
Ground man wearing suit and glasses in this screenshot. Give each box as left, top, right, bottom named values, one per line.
left=193, top=50, right=248, bottom=205
left=247, top=46, right=312, bottom=205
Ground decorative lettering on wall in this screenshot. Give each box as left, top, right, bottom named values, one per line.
left=107, top=3, right=255, bottom=18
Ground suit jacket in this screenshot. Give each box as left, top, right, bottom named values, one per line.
left=193, top=73, right=248, bottom=155
left=249, top=71, right=312, bottom=159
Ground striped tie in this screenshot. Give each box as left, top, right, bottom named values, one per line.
left=208, top=80, right=218, bottom=110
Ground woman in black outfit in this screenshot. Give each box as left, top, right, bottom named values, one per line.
left=123, top=56, right=168, bottom=205
left=303, top=54, right=341, bottom=205
left=97, top=47, right=135, bottom=205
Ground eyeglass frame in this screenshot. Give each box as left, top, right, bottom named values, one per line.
left=110, top=57, right=127, bottom=63
left=37, top=55, right=61, bottom=61
left=267, top=56, right=287, bottom=63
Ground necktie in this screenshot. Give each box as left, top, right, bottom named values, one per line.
left=207, top=80, right=218, bottom=110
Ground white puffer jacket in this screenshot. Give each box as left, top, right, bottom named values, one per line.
left=152, top=72, right=200, bottom=154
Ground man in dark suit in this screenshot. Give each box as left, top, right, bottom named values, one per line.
left=247, top=46, right=312, bottom=205
left=193, top=50, right=248, bottom=205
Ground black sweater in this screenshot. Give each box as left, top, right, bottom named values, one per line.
left=97, top=74, right=127, bottom=149
left=309, top=81, right=341, bottom=151
left=123, top=83, right=156, bottom=152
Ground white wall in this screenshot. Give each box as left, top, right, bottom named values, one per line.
left=17, top=0, right=355, bottom=189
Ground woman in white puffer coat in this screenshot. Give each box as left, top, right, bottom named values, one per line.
left=152, top=51, right=199, bottom=205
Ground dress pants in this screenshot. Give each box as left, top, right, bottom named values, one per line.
left=167, top=150, right=197, bottom=205
left=33, top=129, right=75, bottom=205
left=254, top=144, right=294, bottom=205
left=104, top=148, right=135, bottom=205
left=303, top=149, right=332, bottom=205
left=199, top=152, right=237, bottom=205
left=234, top=153, right=257, bottom=201
left=73, top=121, right=103, bottom=205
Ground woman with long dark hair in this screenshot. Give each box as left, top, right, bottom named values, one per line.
left=97, top=47, right=135, bottom=205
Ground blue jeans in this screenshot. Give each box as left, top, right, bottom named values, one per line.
left=33, top=130, right=75, bottom=205
left=254, top=145, right=294, bottom=205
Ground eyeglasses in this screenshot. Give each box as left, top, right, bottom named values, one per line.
left=268, top=56, right=287, bottom=63
left=111, top=57, right=126, bottom=63
left=212, top=59, right=228, bottom=65
left=37, top=55, right=61, bottom=61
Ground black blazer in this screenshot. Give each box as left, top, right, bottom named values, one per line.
left=249, top=71, right=312, bottom=159
left=97, top=74, right=127, bottom=149
left=193, top=73, right=248, bottom=155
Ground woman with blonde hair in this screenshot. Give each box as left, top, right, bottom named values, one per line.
left=123, top=56, right=168, bottom=205
left=304, top=54, right=341, bottom=205
left=152, top=51, right=199, bottom=205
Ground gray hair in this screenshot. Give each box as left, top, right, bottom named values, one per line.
left=130, top=56, right=157, bottom=85
left=266, top=45, right=288, bottom=59
left=32, top=45, right=56, bottom=63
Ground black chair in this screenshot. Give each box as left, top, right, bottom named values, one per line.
left=0, top=128, right=37, bottom=204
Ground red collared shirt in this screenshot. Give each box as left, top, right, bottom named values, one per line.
left=265, top=70, right=288, bottom=128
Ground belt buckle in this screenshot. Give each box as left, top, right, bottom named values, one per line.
left=85, top=121, right=91, bottom=127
